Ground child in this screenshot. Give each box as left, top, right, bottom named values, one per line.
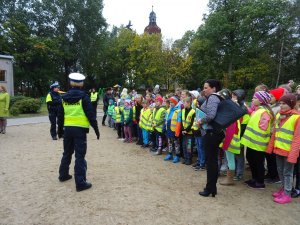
left=151, top=96, right=166, bottom=155
left=181, top=97, right=196, bottom=165
left=134, top=94, right=144, bottom=145
left=241, top=91, right=274, bottom=189
left=264, top=88, right=286, bottom=183
left=266, top=94, right=300, bottom=204
left=232, top=89, right=249, bottom=181
left=164, top=96, right=181, bottom=163
left=114, top=99, right=124, bottom=139
left=192, top=97, right=206, bottom=171
left=107, top=99, right=115, bottom=128
left=139, top=99, right=151, bottom=148
left=123, top=99, right=133, bottom=143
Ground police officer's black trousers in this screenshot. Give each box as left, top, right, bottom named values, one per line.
left=48, top=110, right=58, bottom=138
left=59, top=127, right=87, bottom=187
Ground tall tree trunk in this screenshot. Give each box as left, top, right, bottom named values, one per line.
left=276, top=39, right=284, bottom=87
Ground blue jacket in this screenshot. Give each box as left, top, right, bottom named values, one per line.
left=164, top=105, right=181, bottom=138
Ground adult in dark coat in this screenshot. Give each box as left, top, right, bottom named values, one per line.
left=102, top=87, right=114, bottom=126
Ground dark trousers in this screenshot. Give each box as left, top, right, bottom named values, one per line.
left=102, top=108, right=107, bottom=125
left=91, top=102, right=97, bottom=116
left=116, top=123, right=124, bottom=138
left=265, top=152, right=279, bottom=179
left=48, top=109, right=58, bottom=138
left=246, top=148, right=265, bottom=184
left=203, top=131, right=225, bottom=193
left=59, top=127, right=87, bottom=187
left=137, top=124, right=143, bottom=144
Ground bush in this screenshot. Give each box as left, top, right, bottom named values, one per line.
left=9, top=95, right=28, bottom=107
left=9, top=97, right=42, bottom=115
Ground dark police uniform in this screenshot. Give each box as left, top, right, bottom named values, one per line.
left=46, top=83, right=61, bottom=140
left=57, top=73, right=100, bottom=192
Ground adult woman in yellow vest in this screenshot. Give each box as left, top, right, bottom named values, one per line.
left=266, top=94, right=300, bottom=204
left=241, top=91, right=274, bottom=189
left=181, top=97, right=196, bottom=165
left=151, top=96, right=166, bottom=155
left=57, top=73, right=100, bottom=192
left=164, top=96, right=181, bottom=162
left=139, top=99, right=151, bottom=148
left=0, top=85, right=10, bottom=134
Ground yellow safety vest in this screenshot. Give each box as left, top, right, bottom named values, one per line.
left=46, top=93, right=52, bottom=103
left=114, top=106, right=122, bottom=123
left=123, top=108, right=131, bottom=121
left=274, top=113, right=300, bottom=152
left=166, top=108, right=180, bottom=132
left=132, top=106, right=136, bottom=122
left=241, top=108, right=272, bottom=151
left=220, top=120, right=241, bottom=154
left=153, top=107, right=166, bottom=133
left=90, top=92, right=98, bottom=102
left=242, top=114, right=250, bottom=125
left=182, top=108, right=195, bottom=134
left=148, top=110, right=154, bottom=132
left=139, top=108, right=151, bottom=130
left=63, top=99, right=90, bottom=128
left=192, top=99, right=197, bottom=110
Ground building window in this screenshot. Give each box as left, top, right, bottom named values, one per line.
left=0, top=70, right=5, bottom=82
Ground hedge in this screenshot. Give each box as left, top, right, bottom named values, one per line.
left=9, top=96, right=42, bottom=116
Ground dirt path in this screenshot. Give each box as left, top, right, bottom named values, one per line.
left=0, top=121, right=299, bottom=225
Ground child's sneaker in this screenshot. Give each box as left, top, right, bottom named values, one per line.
left=272, top=187, right=284, bottom=198
left=164, top=154, right=173, bottom=161
left=173, top=156, right=180, bottom=163
left=233, top=175, right=243, bottom=181
left=192, top=162, right=199, bottom=168
left=274, top=193, right=292, bottom=204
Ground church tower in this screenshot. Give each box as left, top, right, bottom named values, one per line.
left=144, top=7, right=161, bottom=34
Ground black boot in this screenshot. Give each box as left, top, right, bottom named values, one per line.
left=76, top=182, right=92, bottom=192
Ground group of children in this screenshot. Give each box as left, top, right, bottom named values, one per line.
left=103, top=84, right=300, bottom=204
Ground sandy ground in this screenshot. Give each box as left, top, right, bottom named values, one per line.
left=0, top=119, right=300, bottom=225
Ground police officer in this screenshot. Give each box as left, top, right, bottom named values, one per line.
left=89, top=88, right=99, bottom=115
left=57, top=73, right=100, bottom=192
left=46, top=82, right=61, bottom=140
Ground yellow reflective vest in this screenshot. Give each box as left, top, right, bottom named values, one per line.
left=139, top=108, right=151, bottom=130
left=63, top=99, right=90, bottom=128
left=114, top=106, right=122, bottom=123
left=90, top=92, right=98, bottom=102
left=220, top=120, right=241, bottom=154
left=182, top=108, right=195, bottom=135
left=241, top=108, right=272, bottom=151
left=166, top=108, right=180, bottom=132
left=274, top=113, right=300, bottom=152
left=152, top=107, right=166, bottom=133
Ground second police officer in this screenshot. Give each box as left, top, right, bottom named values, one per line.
left=57, top=73, right=100, bottom=192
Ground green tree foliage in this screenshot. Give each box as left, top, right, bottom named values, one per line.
left=189, top=0, right=299, bottom=89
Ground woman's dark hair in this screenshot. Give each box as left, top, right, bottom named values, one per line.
left=205, top=79, right=222, bottom=93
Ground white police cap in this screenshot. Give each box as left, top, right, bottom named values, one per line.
left=50, top=81, right=59, bottom=89
left=68, top=73, right=85, bottom=82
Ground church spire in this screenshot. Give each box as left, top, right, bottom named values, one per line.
left=144, top=6, right=161, bottom=34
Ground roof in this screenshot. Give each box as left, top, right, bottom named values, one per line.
left=0, top=55, right=14, bottom=60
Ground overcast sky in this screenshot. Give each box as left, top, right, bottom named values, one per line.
left=103, top=0, right=209, bottom=41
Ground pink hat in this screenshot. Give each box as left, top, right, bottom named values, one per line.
left=254, top=91, right=272, bottom=105
left=155, top=96, right=163, bottom=104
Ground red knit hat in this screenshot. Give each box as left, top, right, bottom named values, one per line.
left=279, top=94, right=297, bottom=109
left=169, top=96, right=179, bottom=105
left=269, top=88, right=285, bottom=101
left=155, top=96, right=163, bottom=104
